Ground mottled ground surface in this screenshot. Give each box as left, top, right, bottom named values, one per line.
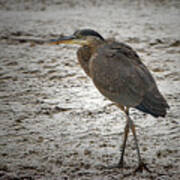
left=0, top=0, right=180, bottom=179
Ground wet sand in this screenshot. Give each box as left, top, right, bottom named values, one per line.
left=0, top=0, right=180, bottom=179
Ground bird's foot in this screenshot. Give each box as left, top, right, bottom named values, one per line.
left=134, top=162, right=151, bottom=173
left=117, top=160, right=124, bottom=168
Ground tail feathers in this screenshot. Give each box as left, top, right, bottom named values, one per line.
left=135, top=93, right=169, bottom=118
left=136, top=103, right=166, bottom=117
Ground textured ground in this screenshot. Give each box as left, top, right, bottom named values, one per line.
left=0, top=0, right=180, bottom=179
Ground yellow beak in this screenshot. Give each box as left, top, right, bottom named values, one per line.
left=49, top=35, right=87, bottom=45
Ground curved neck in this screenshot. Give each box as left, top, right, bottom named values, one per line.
left=86, top=39, right=105, bottom=53
left=77, top=39, right=105, bottom=77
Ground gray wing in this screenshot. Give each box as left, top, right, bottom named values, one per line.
left=89, top=42, right=169, bottom=114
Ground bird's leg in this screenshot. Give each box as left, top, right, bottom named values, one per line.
left=117, top=107, right=130, bottom=168
left=127, top=114, right=151, bottom=173
left=106, top=107, right=129, bottom=169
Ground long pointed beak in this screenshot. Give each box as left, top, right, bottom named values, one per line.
left=49, top=35, right=76, bottom=45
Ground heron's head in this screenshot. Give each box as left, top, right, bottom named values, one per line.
left=50, top=29, right=105, bottom=46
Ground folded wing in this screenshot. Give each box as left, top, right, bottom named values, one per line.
left=89, top=42, right=169, bottom=117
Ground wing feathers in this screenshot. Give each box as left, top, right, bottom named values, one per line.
left=89, top=41, right=169, bottom=117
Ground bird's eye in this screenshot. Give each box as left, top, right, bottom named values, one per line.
left=73, top=31, right=85, bottom=39
left=74, top=31, right=80, bottom=38
left=76, top=34, right=83, bottom=39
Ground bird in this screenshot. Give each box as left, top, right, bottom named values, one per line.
left=49, top=29, right=169, bottom=172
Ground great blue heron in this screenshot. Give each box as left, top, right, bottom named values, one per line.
left=50, top=29, right=169, bottom=172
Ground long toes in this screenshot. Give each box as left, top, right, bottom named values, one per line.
left=134, top=162, right=151, bottom=173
